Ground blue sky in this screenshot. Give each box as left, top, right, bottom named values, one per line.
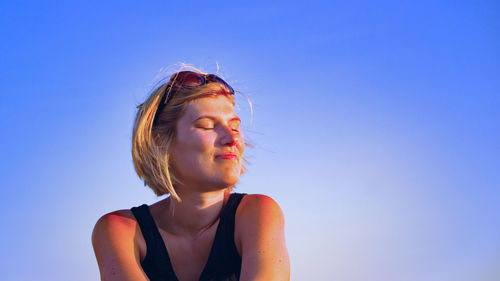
left=0, top=1, right=499, bottom=280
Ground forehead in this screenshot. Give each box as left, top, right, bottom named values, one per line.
left=182, top=95, right=237, bottom=120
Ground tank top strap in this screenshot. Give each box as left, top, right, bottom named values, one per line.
left=199, top=192, right=247, bottom=281
left=220, top=192, right=247, bottom=238
left=131, top=204, right=178, bottom=281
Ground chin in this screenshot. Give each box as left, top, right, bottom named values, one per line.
left=213, top=171, right=241, bottom=189
left=220, top=174, right=240, bottom=187
left=215, top=164, right=241, bottom=182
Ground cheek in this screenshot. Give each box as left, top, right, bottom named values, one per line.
left=175, top=132, right=215, bottom=161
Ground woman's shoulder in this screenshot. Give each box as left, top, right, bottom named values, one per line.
left=92, top=208, right=141, bottom=247
left=92, top=208, right=150, bottom=280
left=235, top=193, right=285, bottom=233
left=93, top=209, right=137, bottom=232
left=92, top=208, right=147, bottom=265
left=237, top=193, right=284, bottom=217
left=234, top=194, right=290, bottom=280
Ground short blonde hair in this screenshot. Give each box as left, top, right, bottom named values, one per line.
left=132, top=70, right=245, bottom=201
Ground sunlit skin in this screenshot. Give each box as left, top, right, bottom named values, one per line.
left=92, top=95, right=290, bottom=281
left=169, top=94, right=245, bottom=194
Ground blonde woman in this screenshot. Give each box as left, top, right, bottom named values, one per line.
left=92, top=70, right=290, bottom=281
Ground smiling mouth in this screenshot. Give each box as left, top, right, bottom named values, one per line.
left=215, top=155, right=239, bottom=161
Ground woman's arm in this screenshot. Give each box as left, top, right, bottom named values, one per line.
left=236, top=194, right=290, bottom=281
left=92, top=210, right=149, bottom=281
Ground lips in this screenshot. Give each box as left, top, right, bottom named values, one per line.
left=215, top=152, right=239, bottom=160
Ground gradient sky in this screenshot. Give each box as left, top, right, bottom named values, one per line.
left=1, top=1, right=499, bottom=280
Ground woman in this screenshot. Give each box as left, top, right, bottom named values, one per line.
left=92, top=70, right=290, bottom=281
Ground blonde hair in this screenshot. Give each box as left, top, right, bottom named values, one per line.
left=132, top=70, right=245, bottom=201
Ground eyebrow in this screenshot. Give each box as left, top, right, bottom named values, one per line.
left=193, top=115, right=241, bottom=123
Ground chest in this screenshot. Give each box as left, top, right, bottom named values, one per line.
left=159, top=226, right=218, bottom=281
left=133, top=194, right=246, bottom=281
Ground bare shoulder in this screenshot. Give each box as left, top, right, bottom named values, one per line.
left=236, top=194, right=285, bottom=224
left=235, top=194, right=285, bottom=242
left=92, top=209, right=137, bottom=242
left=92, top=209, right=148, bottom=281
left=235, top=194, right=290, bottom=280
left=91, top=209, right=140, bottom=260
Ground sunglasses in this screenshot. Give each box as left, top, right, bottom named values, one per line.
left=154, top=71, right=235, bottom=124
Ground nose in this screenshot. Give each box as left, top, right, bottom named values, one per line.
left=219, top=125, right=240, bottom=146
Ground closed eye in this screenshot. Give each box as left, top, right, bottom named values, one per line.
left=195, top=120, right=215, bottom=130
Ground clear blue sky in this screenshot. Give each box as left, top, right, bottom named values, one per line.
left=0, top=1, right=499, bottom=280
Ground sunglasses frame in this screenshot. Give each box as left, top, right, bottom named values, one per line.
left=153, top=71, right=235, bottom=125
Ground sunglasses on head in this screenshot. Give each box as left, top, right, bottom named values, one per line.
left=154, top=71, right=235, bottom=124
left=168, top=71, right=235, bottom=92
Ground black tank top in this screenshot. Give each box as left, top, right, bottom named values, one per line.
left=131, top=193, right=246, bottom=281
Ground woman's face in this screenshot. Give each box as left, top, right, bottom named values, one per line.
left=169, top=95, right=244, bottom=192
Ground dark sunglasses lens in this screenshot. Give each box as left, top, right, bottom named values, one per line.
left=206, top=75, right=235, bottom=93
left=172, top=71, right=205, bottom=88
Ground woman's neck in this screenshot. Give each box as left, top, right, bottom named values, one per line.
left=163, top=188, right=229, bottom=236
